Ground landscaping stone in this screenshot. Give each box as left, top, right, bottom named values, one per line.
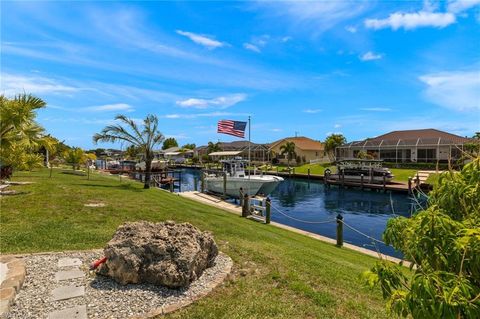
left=0, top=256, right=27, bottom=316
left=52, top=285, right=85, bottom=301
left=97, top=221, right=218, bottom=288
left=55, top=269, right=84, bottom=281
left=6, top=251, right=232, bottom=318
left=48, top=305, right=87, bottom=319
left=58, top=257, right=82, bottom=268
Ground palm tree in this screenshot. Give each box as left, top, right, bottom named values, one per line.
left=0, top=93, right=54, bottom=176
left=280, top=141, right=296, bottom=167
left=207, top=141, right=221, bottom=153
left=93, top=114, right=164, bottom=189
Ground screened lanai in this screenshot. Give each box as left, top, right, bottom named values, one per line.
left=336, top=129, right=470, bottom=163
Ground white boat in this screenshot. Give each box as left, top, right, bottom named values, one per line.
left=204, top=159, right=283, bottom=197
left=327, top=159, right=394, bottom=184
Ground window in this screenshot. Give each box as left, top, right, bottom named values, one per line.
left=417, top=149, right=436, bottom=162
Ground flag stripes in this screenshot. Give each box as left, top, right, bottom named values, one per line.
left=217, top=120, right=247, bottom=138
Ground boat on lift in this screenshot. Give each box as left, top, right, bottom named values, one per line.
left=204, top=158, right=283, bottom=197
left=327, top=159, right=394, bottom=184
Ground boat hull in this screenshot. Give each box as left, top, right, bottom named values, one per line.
left=205, top=175, right=283, bottom=197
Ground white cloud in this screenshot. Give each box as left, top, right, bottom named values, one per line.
left=175, top=93, right=247, bottom=109
left=281, top=36, right=292, bottom=42
left=334, top=124, right=342, bottom=128
left=83, top=103, right=134, bottom=112
left=447, top=0, right=480, bottom=13
left=419, top=70, right=480, bottom=112
left=176, top=30, right=226, bottom=49
left=360, top=51, right=383, bottom=61
left=303, top=109, right=322, bottom=114
left=270, top=128, right=283, bottom=132
left=365, top=11, right=456, bottom=30
left=360, top=107, right=392, bottom=111
left=243, top=43, right=261, bottom=53
left=345, top=26, right=357, bottom=33
left=1, top=73, right=79, bottom=96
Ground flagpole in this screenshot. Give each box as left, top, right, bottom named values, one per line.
left=248, top=116, right=251, bottom=177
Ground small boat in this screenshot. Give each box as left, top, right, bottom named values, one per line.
left=328, top=159, right=394, bottom=184
left=204, top=159, right=283, bottom=197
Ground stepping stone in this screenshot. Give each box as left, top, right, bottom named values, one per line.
left=58, top=258, right=82, bottom=268
left=52, top=285, right=85, bottom=301
left=48, top=305, right=87, bottom=319
left=55, top=269, right=84, bottom=281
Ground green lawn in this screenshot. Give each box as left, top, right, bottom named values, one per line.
left=1, top=169, right=396, bottom=318
left=389, top=168, right=418, bottom=182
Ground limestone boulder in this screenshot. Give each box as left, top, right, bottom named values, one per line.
left=97, top=221, right=218, bottom=288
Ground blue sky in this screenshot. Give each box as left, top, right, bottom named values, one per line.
left=1, top=0, right=479, bottom=149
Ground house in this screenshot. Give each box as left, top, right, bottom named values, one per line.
left=155, top=147, right=193, bottom=163
left=335, top=129, right=471, bottom=163
left=269, top=136, right=328, bottom=164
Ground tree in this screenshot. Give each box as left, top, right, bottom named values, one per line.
left=280, top=141, right=296, bottom=167
left=63, top=148, right=85, bottom=170
left=124, top=145, right=140, bottom=159
left=162, top=137, right=178, bottom=150
left=0, top=94, right=54, bottom=175
left=356, top=150, right=374, bottom=160
left=182, top=143, right=196, bottom=150
left=463, top=132, right=480, bottom=158
left=324, top=134, right=346, bottom=161
left=93, top=114, right=164, bottom=189
left=207, top=141, right=221, bottom=154
left=363, top=157, right=480, bottom=318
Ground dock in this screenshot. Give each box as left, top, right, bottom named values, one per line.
left=324, top=179, right=412, bottom=193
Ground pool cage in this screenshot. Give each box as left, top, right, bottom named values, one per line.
left=336, top=137, right=466, bottom=163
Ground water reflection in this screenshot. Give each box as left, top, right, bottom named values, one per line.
left=178, top=169, right=414, bottom=257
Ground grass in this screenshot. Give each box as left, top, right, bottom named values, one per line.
left=389, top=168, right=417, bottom=182
left=1, top=168, right=397, bottom=318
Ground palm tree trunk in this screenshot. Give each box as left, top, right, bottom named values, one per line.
left=144, top=157, right=152, bottom=189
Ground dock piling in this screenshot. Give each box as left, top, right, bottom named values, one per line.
left=194, top=177, right=198, bottom=191
left=265, top=198, right=271, bottom=224
left=239, top=188, right=244, bottom=207
left=223, top=172, right=227, bottom=199
left=242, top=193, right=250, bottom=217
left=383, top=173, right=386, bottom=193
left=308, top=168, right=310, bottom=179
left=336, top=214, right=343, bottom=247
left=408, top=177, right=412, bottom=195
left=361, top=174, right=364, bottom=190
left=201, top=172, right=205, bottom=193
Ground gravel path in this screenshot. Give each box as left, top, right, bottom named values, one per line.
left=4, top=250, right=232, bottom=319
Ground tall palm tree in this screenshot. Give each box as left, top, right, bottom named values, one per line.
left=93, top=114, right=164, bottom=189
left=280, top=141, right=296, bottom=167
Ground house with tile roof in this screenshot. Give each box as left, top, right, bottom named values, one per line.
left=336, top=129, right=471, bottom=163
left=269, top=136, right=328, bottom=164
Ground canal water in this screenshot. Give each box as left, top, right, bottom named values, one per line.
left=176, top=169, right=415, bottom=258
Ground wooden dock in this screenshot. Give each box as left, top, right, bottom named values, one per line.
left=324, top=179, right=411, bottom=193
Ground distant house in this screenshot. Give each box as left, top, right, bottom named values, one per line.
left=195, top=141, right=270, bottom=162
left=336, top=129, right=471, bottom=163
left=155, top=147, right=193, bottom=163
left=269, top=136, right=328, bottom=164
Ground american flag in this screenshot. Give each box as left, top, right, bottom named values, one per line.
left=217, top=120, right=247, bottom=138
